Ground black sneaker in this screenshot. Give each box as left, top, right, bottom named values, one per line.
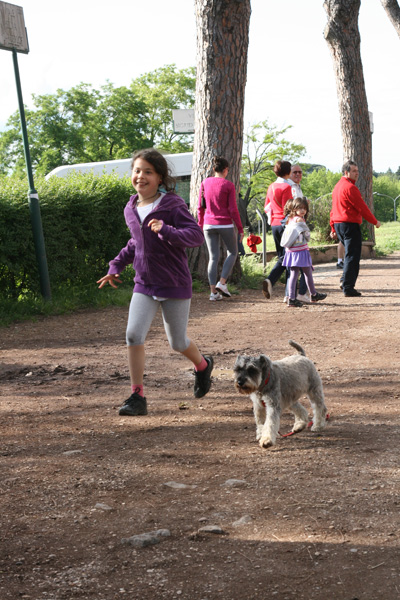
left=311, top=292, right=327, bottom=302
left=262, top=279, right=273, bottom=299
left=288, top=298, right=303, bottom=308
left=344, top=289, right=362, bottom=297
left=336, top=262, right=344, bottom=269
left=194, top=356, right=213, bottom=398
left=119, top=392, right=148, bottom=416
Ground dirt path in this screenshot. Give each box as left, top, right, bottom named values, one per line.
left=1, top=253, right=400, bottom=600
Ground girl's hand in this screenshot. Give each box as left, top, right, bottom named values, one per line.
left=330, top=231, right=338, bottom=240
left=148, top=219, right=164, bottom=233
left=96, top=274, right=122, bottom=289
left=294, top=216, right=304, bottom=222
left=239, top=232, right=244, bottom=243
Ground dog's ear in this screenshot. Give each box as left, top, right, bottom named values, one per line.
left=258, top=354, right=271, bottom=377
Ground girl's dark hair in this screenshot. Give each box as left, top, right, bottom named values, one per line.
left=284, top=196, right=310, bottom=220
left=213, top=156, right=229, bottom=173
left=131, top=148, right=176, bottom=191
left=273, top=160, right=292, bottom=177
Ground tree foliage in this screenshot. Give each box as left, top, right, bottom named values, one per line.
left=0, top=65, right=196, bottom=177
left=240, top=120, right=306, bottom=222
left=131, top=64, right=196, bottom=153
left=301, top=168, right=341, bottom=199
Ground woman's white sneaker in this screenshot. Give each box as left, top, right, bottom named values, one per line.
left=210, top=292, right=223, bottom=301
left=215, top=282, right=231, bottom=297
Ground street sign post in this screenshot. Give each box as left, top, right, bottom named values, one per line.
left=0, top=1, right=51, bottom=300
left=172, top=109, right=195, bottom=134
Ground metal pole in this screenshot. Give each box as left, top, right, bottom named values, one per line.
left=256, top=208, right=267, bottom=270
left=12, top=49, right=51, bottom=300
left=395, top=195, right=400, bottom=222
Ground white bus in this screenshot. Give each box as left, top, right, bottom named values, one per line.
left=45, top=152, right=193, bottom=202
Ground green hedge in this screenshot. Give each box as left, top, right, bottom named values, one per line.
left=0, top=173, right=134, bottom=299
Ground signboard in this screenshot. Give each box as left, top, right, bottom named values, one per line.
left=0, top=1, right=29, bottom=53
left=172, top=109, right=194, bottom=134
left=369, top=111, right=374, bottom=134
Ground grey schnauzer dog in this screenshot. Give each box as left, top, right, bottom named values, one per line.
left=233, top=340, right=327, bottom=449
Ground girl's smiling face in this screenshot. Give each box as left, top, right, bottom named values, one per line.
left=296, top=207, right=307, bottom=218
left=131, top=158, right=162, bottom=198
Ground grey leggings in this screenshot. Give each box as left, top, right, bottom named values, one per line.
left=204, top=227, right=238, bottom=285
left=126, top=293, right=190, bottom=352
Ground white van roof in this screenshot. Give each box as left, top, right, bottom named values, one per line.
left=45, top=152, right=193, bottom=180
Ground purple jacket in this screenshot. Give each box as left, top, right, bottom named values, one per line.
left=108, top=192, right=204, bottom=299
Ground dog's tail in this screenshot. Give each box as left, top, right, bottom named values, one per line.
left=289, top=340, right=306, bottom=356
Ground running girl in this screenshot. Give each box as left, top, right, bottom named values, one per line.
left=97, top=149, right=213, bottom=415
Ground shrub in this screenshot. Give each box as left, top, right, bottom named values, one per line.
left=0, top=172, right=134, bottom=299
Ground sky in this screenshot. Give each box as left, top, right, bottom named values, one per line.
left=0, top=0, right=399, bottom=174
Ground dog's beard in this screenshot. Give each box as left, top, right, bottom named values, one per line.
left=234, top=380, right=258, bottom=395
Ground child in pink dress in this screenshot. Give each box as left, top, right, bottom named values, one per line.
left=282, top=197, right=327, bottom=308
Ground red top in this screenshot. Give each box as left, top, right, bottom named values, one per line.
left=330, top=176, right=377, bottom=232
left=264, top=181, right=293, bottom=226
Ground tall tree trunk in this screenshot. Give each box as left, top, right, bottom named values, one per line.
left=188, top=0, right=251, bottom=282
left=324, top=0, right=375, bottom=241
left=381, top=0, right=400, bottom=38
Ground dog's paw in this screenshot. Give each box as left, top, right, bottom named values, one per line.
left=311, top=422, right=326, bottom=432
left=259, top=436, right=274, bottom=449
left=292, top=421, right=307, bottom=433
left=255, top=427, right=263, bottom=441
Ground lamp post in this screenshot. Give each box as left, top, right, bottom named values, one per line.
left=373, top=192, right=400, bottom=222
left=0, top=2, right=51, bottom=300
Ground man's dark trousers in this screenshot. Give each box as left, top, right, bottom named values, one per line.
left=268, top=225, right=288, bottom=286
left=334, top=222, right=362, bottom=293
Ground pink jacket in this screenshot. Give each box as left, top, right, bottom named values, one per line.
left=197, top=177, right=243, bottom=233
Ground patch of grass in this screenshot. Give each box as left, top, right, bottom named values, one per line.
left=0, top=283, right=133, bottom=328
left=237, top=254, right=268, bottom=289
left=374, top=221, right=400, bottom=255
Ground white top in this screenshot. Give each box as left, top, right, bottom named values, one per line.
left=136, top=193, right=165, bottom=222
left=136, top=193, right=167, bottom=301
left=287, top=178, right=303, bottom=200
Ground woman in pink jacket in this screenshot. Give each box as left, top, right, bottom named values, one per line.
left=198, top=156, right=244, bottom=301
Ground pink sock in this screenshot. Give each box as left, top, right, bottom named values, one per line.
left=132, top=385, right=144, bottom=397
left=194, top=356, right=208, bottom=372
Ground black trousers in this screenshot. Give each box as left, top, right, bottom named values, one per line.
left=268, top=225, right=288, bottom=286
left=334, top=222, right=362, bottom=292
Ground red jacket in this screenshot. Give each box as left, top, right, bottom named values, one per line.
left=330, top=177, right=377, bottom=232
left=264, top=180, right=293, bottom=226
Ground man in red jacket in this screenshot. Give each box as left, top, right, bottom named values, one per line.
left=330, top=160, right=381, bottom=297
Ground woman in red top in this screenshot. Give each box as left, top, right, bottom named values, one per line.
left=262, top=160, right=293, bottom=299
